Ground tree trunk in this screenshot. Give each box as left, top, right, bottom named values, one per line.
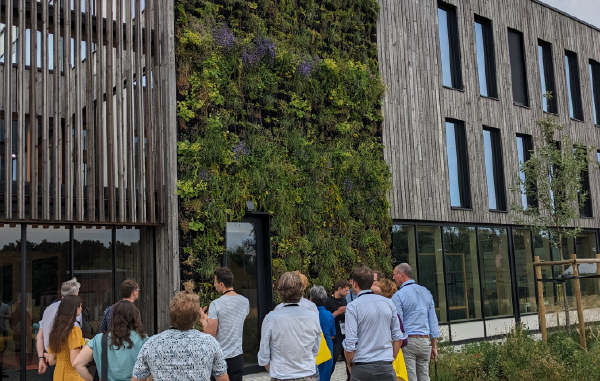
left=558, top=231, right=571, bottom=335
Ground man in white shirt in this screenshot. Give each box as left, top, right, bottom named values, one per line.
left=37, top=278, right=82, bottom=379
left=273, top=271, right=318, bottom=315
left=258, top=272, right=321, bottom=381
left=200, top=267, right=250, bottom=381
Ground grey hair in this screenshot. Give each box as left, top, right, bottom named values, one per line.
left=309, top=285, right=328, bottom=306
left=395, top=263, right=413, bottom=279
left=61, top=277, right=81, bottom=297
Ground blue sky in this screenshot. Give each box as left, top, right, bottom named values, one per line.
left=541, top=0, right=600, bottom=28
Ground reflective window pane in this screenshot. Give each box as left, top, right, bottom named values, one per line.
left=483, top=129, right=497, bottom=209
left=475, top=22, right=487, bottom=96
left=478, top=228, right=513, bottom=317
left=539, top=45, right=548, bottom=111
left=438, top=8, right=452, bottom=87
left=392, top=225, right=417, bottom=282
left=513, top=229, right=536, bottom=314
left=575, top=232, right=598, bottom=298
left=74, top=226, right=112, bottom=339
left=565, top=55, right=575, bottom=119
left=443, top=226, right=482, bottom=321
left=533, top=232, right=557, bottom=304
left=416, top=226, right=446, bottom=323
left=516, top=135, right=528, bottom=209
left=446, top=122, right=460, bottom=207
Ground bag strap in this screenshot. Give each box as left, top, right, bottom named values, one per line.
left=101, top=333, right=108, bottom=381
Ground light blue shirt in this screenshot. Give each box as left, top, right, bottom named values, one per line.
left=342, top=290, right=402, bottom=363
left=345, top=290, right=358, bottom=304
left=391, top=280, right=440, bottom=339
left=89, top=331, right=148, bottom=381
left=258, top=304, right=321, bottom=379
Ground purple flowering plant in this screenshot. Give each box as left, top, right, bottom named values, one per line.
left=212, top=24, right=236, bottom=51
left=297, top=55, right=320, bottom=78
left=241, top=37, right=276, bottom=67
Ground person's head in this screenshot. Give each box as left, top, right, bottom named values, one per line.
left=379, top=278, right=398, bottom=299
left=109, top=300, right=147, bottom=349
left=213, top=267, right=234, bottom=294
left=373, top=271, right=384, bottom=287
left=351, top=266, right=373, bottom=293
left=120, top=279, right=140, bottom=302
left=393, top=263, right=413, bottom=287
left=61, top=277, right=81, bottom=297
left=309, top=286, right=328, bottom=307
left=278, top=272, right=304, bottom=304
left=334, top=279, right=350, bottom=298
left=48, top=295, right=82, bottom=354
left=294, top=271, right=309, bottom=291
left=170, top=291, right=200, bottom=331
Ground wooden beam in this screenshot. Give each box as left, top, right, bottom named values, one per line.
left=4, top=0, right=13, bottom=219
left=145, top=0, right=155, bottom=224
left=125, top=0, right=136, bottom=223
left=52, top=0, right=60, bottom=220
left=134, top=0, right=145, bottom=222
left=16, top=0, right=25, bottom=219
left=64, top=0, right=73, bottom=221
left=29, top=0, right=38, bottom=220
left=41, top=0, right=49, bottom=220
left=532, top=259, right=576, bottom=266
left=116, top=0, right=125, bottom=223
left=74, top=0, right=84, bottom=221
left=534, top=256, right=547, bottom=342
left=85, top=0, right=96, bottom=222
left=106, top=0, right=116, bottom=222
left=570, top=254, right=587, bottom=350
left=96, top=0, right=105, bottom=222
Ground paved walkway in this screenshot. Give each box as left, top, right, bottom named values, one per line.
left=244, top=361, right=348, bottom=380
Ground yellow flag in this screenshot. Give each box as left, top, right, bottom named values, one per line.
left=315, top=333, right=332, bottom=365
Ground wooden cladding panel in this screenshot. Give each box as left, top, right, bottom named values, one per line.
left=0, top=0, right=173, bottom=226
left=379, top=0, right=600, bottom=228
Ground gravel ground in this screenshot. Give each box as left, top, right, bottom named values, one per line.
left=244, top=361, right=348, bottom=380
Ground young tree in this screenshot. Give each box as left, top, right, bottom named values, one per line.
left=511, top=104, right=591, bottom=334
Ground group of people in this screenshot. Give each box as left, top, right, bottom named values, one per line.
left=34, top=263, right=438, bottom=381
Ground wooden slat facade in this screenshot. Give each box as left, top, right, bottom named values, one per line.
left=0, top=0, right=178, bottom=330
left=379, top=0, right=600, bottom=228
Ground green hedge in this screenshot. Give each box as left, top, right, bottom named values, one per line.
left=175, top=0, right=393, bottom=302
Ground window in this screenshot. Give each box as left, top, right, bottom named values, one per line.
left=565, top=50, right=584, bottom=120
left=482, top=127, right=506, bottom=211
left=474, top=16, right=497, bottom=98
left=417, top=225, right=446, bottom=322
left=516, top=134, right=536, bottom=209
left=392, top=225, right=418, bottom=281
left=446, top=119, right=471, bottom=208
left=590, top=60, right=600, bottom=125
left=575, top=145, right=592, bottom=217
left=438, top=2, right=462, bottom=89
left=478, top=228, right=513, bottom=317
left=538, top=40, right=558, bottom=113
left=513, top=229, right=536, bottom=314
left=575, top=232, right=600, bottom=297
left=507, top=28, right=529, bottom=106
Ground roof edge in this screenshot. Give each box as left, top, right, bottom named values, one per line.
left=532, top=0, right=600, bottom=33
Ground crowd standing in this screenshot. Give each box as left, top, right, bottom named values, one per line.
left=34, top=262, right=438, bottom=381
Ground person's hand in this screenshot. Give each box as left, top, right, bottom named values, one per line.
left=336, top=306, right=346, bottom=314
left=431, top=346, right=438, bottom=360
left=38, top=357, right=47, bottom=374
left=199, top=306, right=209, bottom=326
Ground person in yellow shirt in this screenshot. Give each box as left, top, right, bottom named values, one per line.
left=47, top=295, right=84, bottom=381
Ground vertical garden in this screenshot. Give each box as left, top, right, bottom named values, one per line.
left=175, top=0, right=393, bottom=300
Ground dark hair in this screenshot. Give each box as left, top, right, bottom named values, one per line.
left=109, top=300, right=147, bottom=349
left=334, top=279, right=350, bottom=291
left=351, top=266, right=374, bottom=291
left=48, top=295, right=82, bottom=354
left=373, top=271, right=384, bottom=281
left=214, top=267, right=234, bottom=288
left=170, top=291, right=200, bottom=331
left=120, top=279, right=139, bottom=299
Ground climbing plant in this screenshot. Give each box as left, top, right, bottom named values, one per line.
left=175, top=0, right=393, bottom=304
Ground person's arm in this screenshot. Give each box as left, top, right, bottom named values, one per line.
left=342, top=304, right=358, bottom=373
left=257, top=316, right=273, bottom=371
left=214, top=375, right=229, bottom=381
left=99, top=307, right=110, bottom=333
left=203, top=319, right=218, bottom=337
left=36, top=328, right=46, bottom=374
left=72, top=346, right=94, bottom=381
left=69, top=348, right=82, bottom=367
left=391, top=293, right=407, bottom=340
left=427, top=294, right=440, bottom=359
left=203, top=303, right=220, bottom=338
left=392, top=339, right=401, bottom=360
left=332, top=306, right=346, bottom=318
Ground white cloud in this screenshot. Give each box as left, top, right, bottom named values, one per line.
left=540, top=0, right=600, bottom=28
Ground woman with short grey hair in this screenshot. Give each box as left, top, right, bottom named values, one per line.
left=310, top=286, right=336, bottom=381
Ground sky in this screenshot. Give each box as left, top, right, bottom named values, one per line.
left=541, top=0, right=600, bottom=28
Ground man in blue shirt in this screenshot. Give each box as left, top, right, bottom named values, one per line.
left=343, top=266, right=402, bottom=381
left=392, top=263, right=440, bottom=381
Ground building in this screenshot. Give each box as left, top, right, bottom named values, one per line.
left=0, top=0, right=178, bottom=378
left=379, top=0, right=600, bottom=343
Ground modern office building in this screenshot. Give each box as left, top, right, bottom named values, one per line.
left=379, top=0, right=600, bottom=343
left=0, top=0, right=178, bottom=378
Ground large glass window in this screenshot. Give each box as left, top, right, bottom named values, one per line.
left=416, top=226, right=446, bottom=323
left=516, top=134, right=535, bottom=210
left=565, top=50, right=584, bottom=120
left=446, top=119, right=471, bottom=208
left=507, top=28, right=529, bottom=107
left=478, top=228, right=513, bottom=317
left=474, top=16, right=497, bottom=98
left=575, top=232, right=598, bottom=298
left=513, top=229, right=536, bottom=314
left=392, top=225, right=417, bottom=282
left=438, top=2, right=462, bottom=89
left=443, top=226, right=481, bottom=321
left=483, top=127, right=506, bottom=211
left=538, top=40, right=558, bottom=113
left=590, top=60, right=600, bottom=125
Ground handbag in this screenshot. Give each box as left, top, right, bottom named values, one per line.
left=315, top=333, right=332, bottom=365
left=393, top=348, right=408, bottom=381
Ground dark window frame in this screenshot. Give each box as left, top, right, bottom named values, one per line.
left=507, top=28, right=530, bottom=107
left=590, top=59, right=600, bottom=126
left=565, top=50, right=584, bottom=121
left=537, top=40, right=558, bottom=114
left=438, top=1, right=463, bottom=90
left=474, top=15, right=498, bottom=98
left=483, top=126, right=507, bottom=211
left=575, top=145, right=593, bottom=217
left=446, top=118, right=472, bottom=209
left=516, top=133, right=538, bottom=209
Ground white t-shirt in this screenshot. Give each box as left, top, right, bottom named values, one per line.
left=274, top=297, right=318, bottom=315
left=39, top=301, right=83, bottom=351
left=208, top=294, right=250, bottom=359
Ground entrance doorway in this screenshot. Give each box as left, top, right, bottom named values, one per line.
left=225, top=214, right=272, bottom=371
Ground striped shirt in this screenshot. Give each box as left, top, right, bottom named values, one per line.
left=208, top=294, right=250, bottom=359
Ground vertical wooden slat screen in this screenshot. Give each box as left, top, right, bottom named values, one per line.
left=0, top=0, right=173, bottom=227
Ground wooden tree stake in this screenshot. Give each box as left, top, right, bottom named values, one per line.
left=534, top=256, right=547, bottom=342
left=570, top=254, right=586, bottom=350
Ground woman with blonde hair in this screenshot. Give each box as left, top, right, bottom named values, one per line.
left=379, top=278, right=398, bottom=299
left=47, top=295, right=84, bottom=381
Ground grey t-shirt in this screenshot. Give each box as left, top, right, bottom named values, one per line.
left=208, top=294, right=250, bottom=359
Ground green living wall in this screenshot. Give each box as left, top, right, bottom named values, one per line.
left=175, top=0, right=392, bottom=301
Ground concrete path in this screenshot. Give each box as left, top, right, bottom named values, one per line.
left=244, top=361, right=348, bottom=380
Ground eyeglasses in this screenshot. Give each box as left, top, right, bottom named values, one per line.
left=136, top=288, right=141, bottom=291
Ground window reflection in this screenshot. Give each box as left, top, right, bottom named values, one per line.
left=575, top=232, right=598, bottom=298
left=392, top=225, right=417, bottom=283
left=513, top=230, right=536, bottom=314
left=475, top=22, right=488, bottom=96
left=478, top=228, right=513, bottom=317
left=446, top=122, right=460, bottom=207
left=417, top=226, right=446, bottom=323
left=438, top=8, right=452, bottom=87
left=483, top=129, right=497, bottom=210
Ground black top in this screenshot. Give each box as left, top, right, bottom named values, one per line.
left=324, top=296, right=347, bottom=343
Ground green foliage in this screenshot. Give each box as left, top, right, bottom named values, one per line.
left=176, top=0, right=392, bottom=299
left=434, top=325, right=600, bottom=380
